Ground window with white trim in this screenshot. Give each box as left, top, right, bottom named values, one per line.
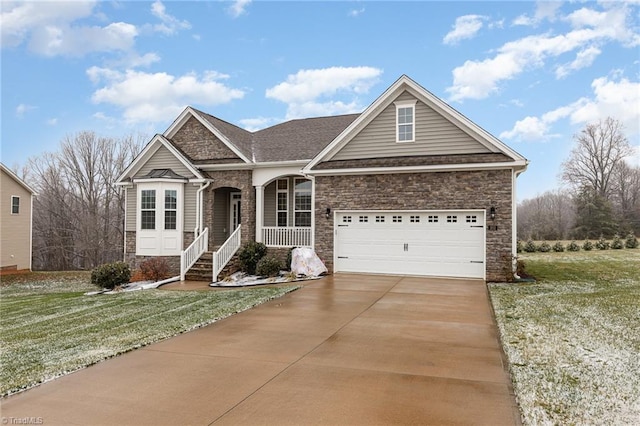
left=11, top=196, right=20, bottom=214
left=395, top=100, right=416, bottom=142
left=164, top=190, right=177, bottom=230
left=276, top=179, right=288, bottom=227
left=294, top=178, right=312, bottom=227
left=141, top=190, right=156, bottom=230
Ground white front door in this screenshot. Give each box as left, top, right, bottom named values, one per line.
left=335, top=210, right=485, bottom=279
left=230, top=192, right=242, bottom=233
left=137, top=182, right=183, bottom=256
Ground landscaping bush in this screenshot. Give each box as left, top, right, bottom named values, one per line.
left=625, top=233, right=639, bottom=249
left=238, top=242, right=267, bottom=275
left=567, top=241, right=580, bottom=252
left=256, top=255, right=282, bottom=277
left=91, top=261, right=131, bottom=290
left=595, top=236, right=610, bottom=250
left=523, top=240, right=537, bottom=253
left=516, top=240, right=523, bottom=253
left=582, top=240, right=594, bottom=251
left=139, top=258, right=171, bottom=281
left=552, top=241, right=565, bottom=252
left=538, top=242, right=551, bottom=253
left=610, top=234, right=624, bottom=250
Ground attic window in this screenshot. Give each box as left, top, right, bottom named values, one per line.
left=395, top=100, right=416, bottom=143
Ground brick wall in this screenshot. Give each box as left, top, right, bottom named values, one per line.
left=124, top=230, right=195, bottom=276
left=314, top=169, right=513, bottom=282
left=171, top=116, right=242, bottom=162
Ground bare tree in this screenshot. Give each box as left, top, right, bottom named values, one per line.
left=28, top=132, right=145, bottom=270
left=517, top=189, right=575, bottom=240
left=561, top=117, right=634, bottom=199
left=611, top=162, right=640, bottom=233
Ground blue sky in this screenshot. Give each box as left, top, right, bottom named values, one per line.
left=1, top=0, right=639, bottom=201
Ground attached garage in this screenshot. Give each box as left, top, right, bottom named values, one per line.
left=334, top=210, right=485, bottom=279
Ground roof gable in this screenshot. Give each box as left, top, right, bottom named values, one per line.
left=115, top=135, right=204, bottom=184
left=304, top=75, right=527, bottom=171
left=164, top=107, right=252, bottom=163
left=0, top=163, right=36, bottom=195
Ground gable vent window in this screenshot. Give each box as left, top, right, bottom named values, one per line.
left=395, top=100, right=417, bottom=143
left=410, top=215, right=420, bottom=223
left=392, top=215, right=403, bottom=223
left=466, top=215, right=478, bottom=223
left=359, top=216, right=369, bottom=223
left=428, top=215, right=439, bottom=223
left=375, top=215, right=385, bottom=223
left=342, top=216, right=352, bottom=223
left=447, top=215, right=458, bottom=223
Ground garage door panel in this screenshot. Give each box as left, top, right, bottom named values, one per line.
left=335, top=211, right=485, bottom=279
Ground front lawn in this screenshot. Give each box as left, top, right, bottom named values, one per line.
left=489, top=250, right=640, bottom=424
left=0, top=272, right=299, bottom=397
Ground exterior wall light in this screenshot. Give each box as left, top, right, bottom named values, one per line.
left=325, top=208, right=331, bottom=219
left=490, top=206, right=496, bottom=221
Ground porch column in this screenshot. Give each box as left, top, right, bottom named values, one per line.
left=255, top=185, right=264, bottom=243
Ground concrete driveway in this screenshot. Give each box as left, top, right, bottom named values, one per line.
left=1, top=274, right=521, bottom=425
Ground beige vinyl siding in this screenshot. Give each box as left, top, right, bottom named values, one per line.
left=264, top=181, right=276, bottom=227
left=135, top=145, right=194, bottom=179
left=331, top=91, right=492, bottom=161
left=184, top=184, right=197, bottom=232
left=125, top=188, right=136, bottom=231
left=0, top=169, right=32, bottom=270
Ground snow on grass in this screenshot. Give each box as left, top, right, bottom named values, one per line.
left=490, top=250, right=640, bottom=425
left=0, top=272, right=300, bottom=396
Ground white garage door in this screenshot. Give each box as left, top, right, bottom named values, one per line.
left=335, top=210, right=485, bottom=279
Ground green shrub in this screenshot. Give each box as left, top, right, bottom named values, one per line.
left=538, top=242, right=551, bottom=253
left=256, top=255, right=282, bottom=277
left=516, top=240, right=523, bottom=253
left=552, top=241, right=565, bottom=252
left=139, top=258, right=171, bottom=281
left=610, top=234, right=624, bottom=250
left=91, top=261, right=131, bottom=290
left=625, top=233, right=639, bottom=249
left=523, top=240, right=537, bottom=253
left=237, top=242, right=267, bottom=275
left=567, top=241, right=580, bottom=252
left=595, top=236, right=610, bottom=250
left=582, top=240, right=594, bottom=251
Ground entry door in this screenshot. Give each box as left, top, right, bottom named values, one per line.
left=230, top=192, right=242, bottom=232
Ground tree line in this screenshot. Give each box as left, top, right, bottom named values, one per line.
left=18, top=132, right=145, bottom=270
left=518, top=118, right=639, bottom=241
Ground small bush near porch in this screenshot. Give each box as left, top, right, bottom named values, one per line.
left=0, top=272, right=299, bottom=397
left=489, top=250, right=640, bottom=424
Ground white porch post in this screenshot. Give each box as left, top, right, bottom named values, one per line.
left=310, top=176, right=315, bottom=248
left=255, top=185, right=264, bottom=243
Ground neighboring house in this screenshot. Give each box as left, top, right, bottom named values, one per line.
left=116, top=75, right=528, bottom=282
left=1, top=163, right=36, bottom=272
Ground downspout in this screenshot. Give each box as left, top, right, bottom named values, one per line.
left=512, top=168, right=526, bottom=279
left=195, top=180, right=212, bottom=235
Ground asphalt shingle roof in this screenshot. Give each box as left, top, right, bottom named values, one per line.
left=189, top=108, right=359, bottom=163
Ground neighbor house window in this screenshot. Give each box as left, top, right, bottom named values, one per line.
left=141, top=190, right=156, bottom=230
left=276, top=179, right=288, bottom=227
left=395, top=100, right=416, bottom=142
left=11, top=196, right=19, bottom=214
left=164, top=190, right=177, bottom=230
left=294, top=178, right=312, bottom=227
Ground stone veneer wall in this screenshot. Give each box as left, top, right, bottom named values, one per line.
left=314, top=169, right=513, bottom=282
left=315, top=153, right=512, bottom=169
left=170, top=116, right=241, bottom=162
left=203, top=169, right=256, bottom=247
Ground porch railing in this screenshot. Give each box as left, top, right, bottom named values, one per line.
left=212, top=226, right=242, bottom=282
left=262, top=226, right=312, bottom=248
left=180, top=228, right=209, bottom=281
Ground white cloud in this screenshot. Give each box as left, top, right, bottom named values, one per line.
left=447, top=4, right=639, bottom=102
left=348, top=8, right=365, bottom=18
left=228, top=0, right=252, bottom=18
left=500, top=75, right=639, bottom=141
left=555, top=45, right=601, bottom=78
left=46, top=118, right=58, bottom=126
left=238, top=117, right=279, bottom=132
left=513, top=1, right=562, bottom=27
left=15, top=103, right=36, bottom=118
left=88, top=68, right=245, bottom=123
left=443, top=15, right=487, bottom=45
left=266, top=66, right=382, bottom=119
left=150, top=1, right=191, bottom=35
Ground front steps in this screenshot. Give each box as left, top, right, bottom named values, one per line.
left=184, top=251, right=241, bottom=282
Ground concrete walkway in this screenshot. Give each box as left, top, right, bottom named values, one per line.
left=1, top=275, right=521, bottom=425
